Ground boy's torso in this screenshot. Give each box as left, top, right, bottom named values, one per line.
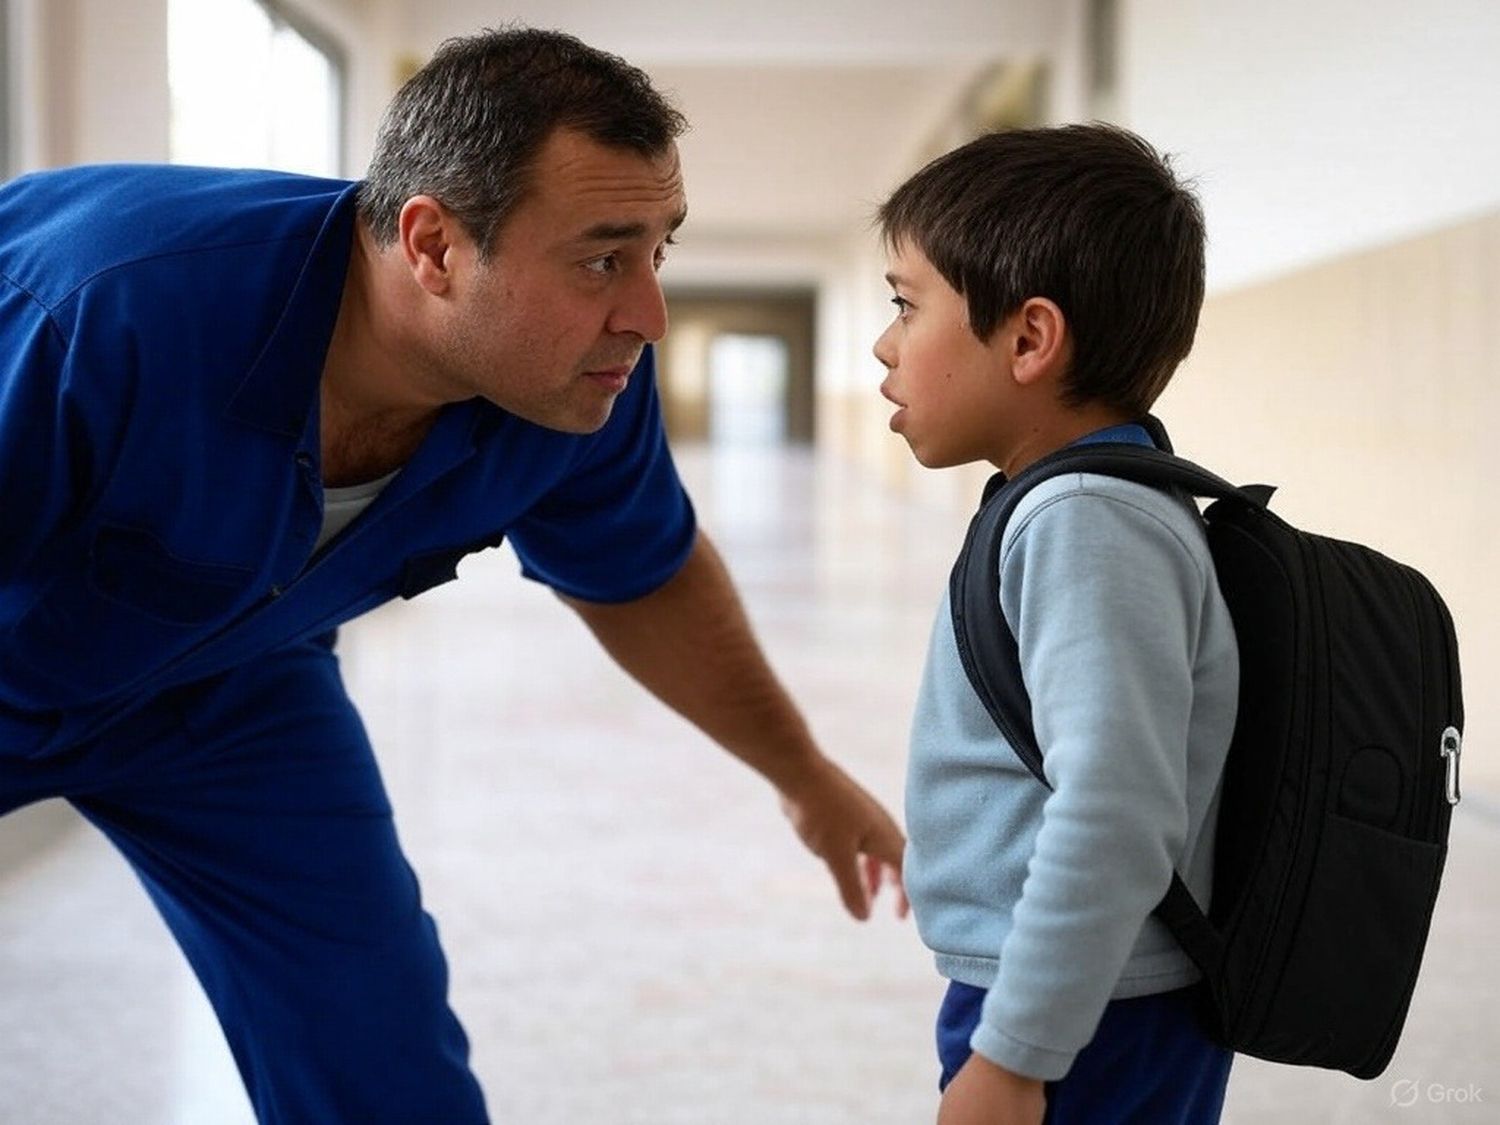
left=904, top=466, right=1239, bottom=1025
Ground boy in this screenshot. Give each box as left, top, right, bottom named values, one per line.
left=874, top=124, right=1239, bottom=1123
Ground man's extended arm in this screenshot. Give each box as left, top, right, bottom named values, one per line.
left=559, top=529, right=905, bottom=920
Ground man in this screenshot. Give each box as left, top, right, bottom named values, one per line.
left=0, top=27, right=904, bottom=1122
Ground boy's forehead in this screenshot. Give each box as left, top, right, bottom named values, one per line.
left=884, top=241, right=939, bottom=287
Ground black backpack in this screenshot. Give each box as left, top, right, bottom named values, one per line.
left=949, top=419, right=1464, bottom=1080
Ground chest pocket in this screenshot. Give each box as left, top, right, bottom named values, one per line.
left=397, top=531, right=506, bottom=600
left=5, top=524, right=258, bottom=710
left=91, top=524, right=255, bottom=624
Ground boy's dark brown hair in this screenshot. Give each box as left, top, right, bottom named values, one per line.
left=878, top=124, right=1205, bottom=416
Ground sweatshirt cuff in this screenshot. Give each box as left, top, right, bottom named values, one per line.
left=969, top=1022, right=1078, bottom=1082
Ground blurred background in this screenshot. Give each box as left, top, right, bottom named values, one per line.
left=1, top=1, right=1497, bottom=1122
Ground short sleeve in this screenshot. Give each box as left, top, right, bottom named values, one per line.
left=0, top=282, right=105, bottom=584
left=507, top=347, right=697, bottom=603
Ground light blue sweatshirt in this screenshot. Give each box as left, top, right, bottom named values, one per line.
left=904, top=441, right=1239, bottom=1081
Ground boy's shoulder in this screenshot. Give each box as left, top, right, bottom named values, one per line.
left=998, top=468, right=1211, bottom=579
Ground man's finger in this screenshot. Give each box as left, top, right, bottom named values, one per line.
left=866, top=855, right=910, bottom=919
left=863, top=853, right=883, bottom=900
left=868, top=822, right=906, bottom=868
left=827, top=851, right=871, bottom=920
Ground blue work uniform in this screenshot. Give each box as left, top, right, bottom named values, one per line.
left=0, top=164, right=697, bottom=1122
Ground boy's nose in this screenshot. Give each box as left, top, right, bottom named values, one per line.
left=873, top=323, right=897, bottom=369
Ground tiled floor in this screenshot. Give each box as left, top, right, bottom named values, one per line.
left=1, top=443, right=1495, bottom=1124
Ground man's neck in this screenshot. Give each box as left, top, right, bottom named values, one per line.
left=319, top=389, right=437, bottom=487
left=318, top=222, right=444, bottom=486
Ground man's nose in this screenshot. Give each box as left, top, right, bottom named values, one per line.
left=608, top=271, right=669, bottom=342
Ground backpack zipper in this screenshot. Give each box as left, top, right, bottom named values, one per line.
left=1441, top=727, right=1462, bottom=805
left=1407, top=567, right=1462, bottom=819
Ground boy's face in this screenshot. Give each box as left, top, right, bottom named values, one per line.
left=873, top=242, right=1017, bottom=470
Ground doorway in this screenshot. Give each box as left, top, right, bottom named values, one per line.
left=657, top=289, right=816, bottom=447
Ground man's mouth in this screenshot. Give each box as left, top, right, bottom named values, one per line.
left=583, top=361, right=636, bottom=393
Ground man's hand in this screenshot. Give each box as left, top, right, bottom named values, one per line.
left=560, top=532, right=908, bottom=920
left=778, top=754, right=907, bottom=921
left=938, top=1054, right=1045, bottom=1125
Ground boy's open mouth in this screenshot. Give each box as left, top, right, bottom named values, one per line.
left=879, top=383, right=907, bottom=431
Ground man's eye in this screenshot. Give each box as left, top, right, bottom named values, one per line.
left=584, top=254, right=620, bottom=276
left=653, top=236, right=678, bottom=271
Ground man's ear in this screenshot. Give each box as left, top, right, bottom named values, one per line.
left=1006, top=297, right=1069, bottom=388
left=397, top=195, right=461, bottom=296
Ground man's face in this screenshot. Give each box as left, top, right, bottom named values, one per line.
left=440, top=129, right=686, bottom=433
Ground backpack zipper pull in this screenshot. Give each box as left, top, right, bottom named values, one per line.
left=1441, top=727, right=1462, bottom=806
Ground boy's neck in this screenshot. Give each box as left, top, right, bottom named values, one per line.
left=999, top=402, right=1136, bottom=478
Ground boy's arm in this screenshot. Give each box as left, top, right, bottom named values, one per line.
left=974, top=486, right=1209, bottom=1079
left=558, top=530, right=906, bottom=920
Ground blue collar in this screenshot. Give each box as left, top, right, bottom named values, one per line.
left=225, top=181, right=361, bottom=439
left=1069, top=422, right=1157, bottom=450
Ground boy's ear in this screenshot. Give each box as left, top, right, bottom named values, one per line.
left=1003, top=297, right=1069, bottom=388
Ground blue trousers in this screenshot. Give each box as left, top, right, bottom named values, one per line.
left=937, top=980, right=1232, bottom=1123
left=0, top=639, right=489, bottom=1123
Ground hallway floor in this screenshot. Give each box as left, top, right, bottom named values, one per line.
left=1, top=443, right=1495, bottom=1123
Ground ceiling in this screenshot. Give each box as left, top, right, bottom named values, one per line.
left=653, top=61, right=994, bottom=241
left=390, top=0, right=1069, bottom=265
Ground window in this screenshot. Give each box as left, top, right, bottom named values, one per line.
left=169, top=0, right=344, bottom=177
left=1087, top=0, right=1120, bottom=119
left=0, top=0, right=11, bottom=181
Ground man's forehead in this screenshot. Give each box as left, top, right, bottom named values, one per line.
left=542, top=132, right=686, bottom=228
left=577, top=208, right=689, bottom=244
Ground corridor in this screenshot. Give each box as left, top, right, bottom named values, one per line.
left=1, top=443, right=1495, bottom=1124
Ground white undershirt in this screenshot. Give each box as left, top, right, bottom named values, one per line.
left=314, top=469, right=399, bottom=553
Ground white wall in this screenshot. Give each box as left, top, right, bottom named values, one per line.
left=8, top=0, right=170, bottom=168
left=4, top=0, right=387, bottom=175
left=1116, top=0, right=1500, bottom=785
left=1123, top=0, right=1500, bottom=292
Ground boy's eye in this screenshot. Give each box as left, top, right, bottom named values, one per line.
left=891, top=295, right=913, bottom=317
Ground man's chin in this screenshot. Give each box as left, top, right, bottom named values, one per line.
left=537, top=400, right=617, bottom=436
left=481, top=384, right=619, bottom=435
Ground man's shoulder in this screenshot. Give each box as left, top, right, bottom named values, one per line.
left=0, top=164, right=356, bottom=309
